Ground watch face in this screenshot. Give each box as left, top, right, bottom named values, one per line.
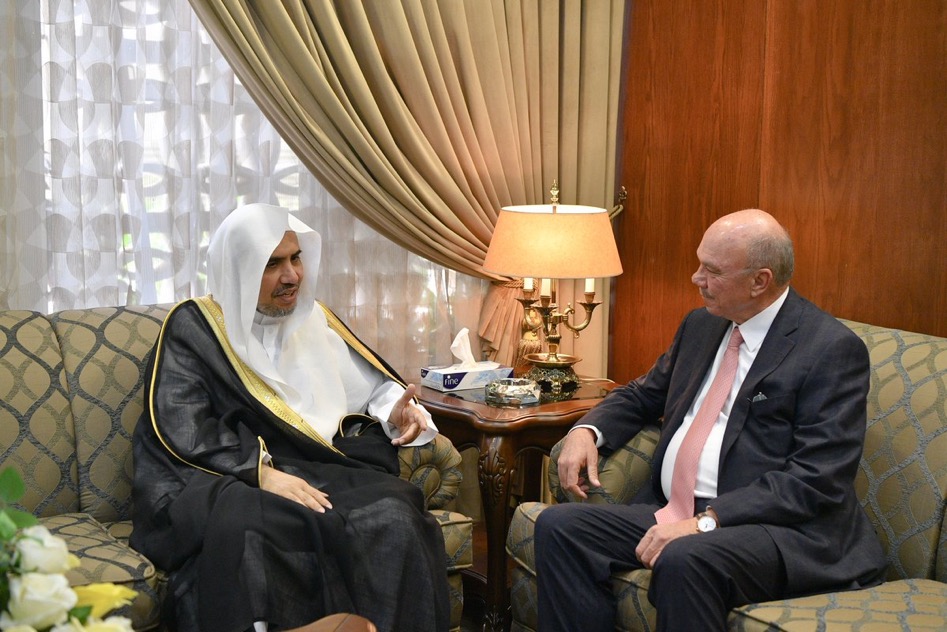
left=697, top=515, right=716, bottom=532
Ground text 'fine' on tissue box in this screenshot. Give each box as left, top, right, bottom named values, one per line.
left=420, top=328, right=513, bottom=391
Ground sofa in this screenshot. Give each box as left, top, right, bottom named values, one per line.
left=506, top=319, right=947, bottom=631
left=0, top=304, right=473, bottom=631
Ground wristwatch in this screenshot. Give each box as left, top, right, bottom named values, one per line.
left=696, top=511, right=718, bottom=533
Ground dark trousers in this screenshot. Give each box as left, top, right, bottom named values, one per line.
left=534, top=502, right=787, bottom=632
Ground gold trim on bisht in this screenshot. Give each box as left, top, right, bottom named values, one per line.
left=194, top=295, right=343, bottom=455
left=147, top=300, right=223, bottom=475
left=320, top=303, right=405, bottom=386
left=257, top=437, right=269, bottom=485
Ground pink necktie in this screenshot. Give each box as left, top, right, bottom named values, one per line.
left=655, top=326, right=744, bottom=524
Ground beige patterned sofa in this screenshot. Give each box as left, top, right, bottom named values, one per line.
left=507, top=319, right=947, bottom=631
left=0, top=304, right=473, bottom=631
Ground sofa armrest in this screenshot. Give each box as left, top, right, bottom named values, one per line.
left=398, top=434, right=464, bottom=510
left=548, top=426, right=660, bottom=504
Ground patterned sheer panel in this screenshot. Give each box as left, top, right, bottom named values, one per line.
left=0, top=0, right=486, bottom=378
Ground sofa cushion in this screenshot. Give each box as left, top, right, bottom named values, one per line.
left=49, top=305, right=171, bottom=524
left=845, top=321, right=947, bottom=582
left=0, top=310, right=80, bottom=516
left=43, top=513, right=161, bottom=630
left=733, top=578, right=947, bottom=631
left=46, top=510, right=467, bottom=632
left=621, top=569, right=947, bottom=631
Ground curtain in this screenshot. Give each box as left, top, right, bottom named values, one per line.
left=187, top=0, right=628, bottom=366
left=0, top=0, right=485, bottom=378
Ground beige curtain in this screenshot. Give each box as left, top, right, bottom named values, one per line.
left=188, top=0, right=627, bottom=364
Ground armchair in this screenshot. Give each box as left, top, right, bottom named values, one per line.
left=507, top=319, right=947, bottom=631
left=0, top=305, right=472, bottom=631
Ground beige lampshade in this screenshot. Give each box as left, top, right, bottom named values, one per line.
left=483, top=205, right=623, bottom=279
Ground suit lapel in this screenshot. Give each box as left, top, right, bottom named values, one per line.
left=719, top=290, right=802, bottom=461
left=675, top=321, right=730, bottom=425
left=654, top=318, right=730, bottom=465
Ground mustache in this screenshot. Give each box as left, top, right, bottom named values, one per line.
left=273, top=284, right=298, bottom=297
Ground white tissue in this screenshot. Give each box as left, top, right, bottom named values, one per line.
left=422, top=328, right=511, bottom=390
left=450, top=328, right=499, bottom=370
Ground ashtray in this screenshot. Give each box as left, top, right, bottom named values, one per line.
left=484, top=378, right=541, bottom=408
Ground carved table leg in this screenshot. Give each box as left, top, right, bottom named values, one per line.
left=477, top=434, right=517, bottom=631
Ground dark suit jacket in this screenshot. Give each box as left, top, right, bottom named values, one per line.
left=582, top=288, right=886, bottom=594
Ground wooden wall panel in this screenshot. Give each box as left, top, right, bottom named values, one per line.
left=611, top=0, right=947, bottom=383
left=610, top=0, right=766, bottom=380
left=759, top=1, right=947, bottom=334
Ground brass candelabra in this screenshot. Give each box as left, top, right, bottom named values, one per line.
left=517, top=284, right=602, bottom=401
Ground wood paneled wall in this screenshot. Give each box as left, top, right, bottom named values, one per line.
left=610, top=0, right=947, bottom=382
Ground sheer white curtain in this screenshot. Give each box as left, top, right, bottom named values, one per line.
left=0, top=0, right=485, bottom=377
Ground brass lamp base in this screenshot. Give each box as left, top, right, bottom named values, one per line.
left=523, top=353, right=581, bottom=402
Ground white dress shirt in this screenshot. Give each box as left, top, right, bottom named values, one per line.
left=572, top=288, right=789, bottom=502
left=660, top=288, right=789, bottom=500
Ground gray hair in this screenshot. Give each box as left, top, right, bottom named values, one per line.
left=746, top=225, right=794, bottom=286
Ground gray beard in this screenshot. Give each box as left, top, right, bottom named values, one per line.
left=256, top=304, right=296, bottom=318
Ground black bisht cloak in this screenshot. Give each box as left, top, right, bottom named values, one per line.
left=131, top=297, right=450, bottom=632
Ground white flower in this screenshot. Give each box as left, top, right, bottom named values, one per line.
left=0, top=626, right=39, bottom=632
left=50, top=616, right=134, bottom=632
left=87, top=617, right=135, bottom=632
left=14, top=526, right=79, bottom=574
left=0, top=572, right=77, bottom=631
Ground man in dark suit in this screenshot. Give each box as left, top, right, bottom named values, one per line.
left=535, top=209, right=887, bottom=631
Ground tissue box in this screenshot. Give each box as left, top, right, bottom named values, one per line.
left=420, top=363, right=514, bottom=391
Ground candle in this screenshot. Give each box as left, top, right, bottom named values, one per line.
left=540, top=278, right=552, bottom=297
left=523, top=277, right=534, bottom=292
left=585, top=278, right=595, bottom=293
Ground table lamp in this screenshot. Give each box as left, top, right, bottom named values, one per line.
left=482, top=184, right=623, bottom=401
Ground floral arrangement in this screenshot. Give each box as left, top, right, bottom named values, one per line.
left=0, top=467, right=137, bottom=632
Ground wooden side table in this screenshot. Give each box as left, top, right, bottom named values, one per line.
left=419, top=379, right=615, bottom=631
